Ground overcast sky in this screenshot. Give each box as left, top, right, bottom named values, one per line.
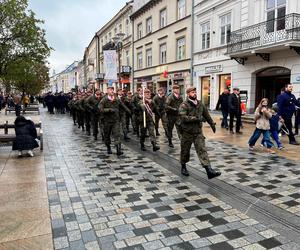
left=28, top=0, right=128, bottom=75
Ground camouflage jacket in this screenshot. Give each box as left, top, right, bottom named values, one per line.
left=179, top=99, right=214, bottom=134
left=99, top=95, right=121, bottom=123
left=166, top=93, right=183, bottom=116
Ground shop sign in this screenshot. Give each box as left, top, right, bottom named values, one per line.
left=173, top=72, right=183, bottom=79
left=156, top=65, right=168, bottom=74
left=293, top=75, right=300, bottom=83
left=205, top=65, right=223, bottom=74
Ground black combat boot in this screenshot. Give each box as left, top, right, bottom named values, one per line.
left=86, top=130, right=91, bottom=136
left=204, top=166, right=221, bottom=179
left=181, top=164, right=189, bottom=176
left=168, top=138, right=174, bottom=148
left=101, top=133, right=104, bottom=141
left=116, top=144, right=123, bottom=156
left=94, top=134, right=97, bottom=141
left=151, top=142, right=160, bottom=152
left=106, top=144, right=112, bottom=154
left=141, top=142, right=147, bottom=151
left=124, top=133, right=130, bottom=142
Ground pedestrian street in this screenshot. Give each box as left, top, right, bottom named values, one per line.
left=30, top=109, right=300, bottom=250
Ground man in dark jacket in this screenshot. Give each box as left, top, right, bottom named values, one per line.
left=228, top=88, right=242, bottom=134
left=277, top=84, right=300, bottom=145
left=178, top=87, right=221, bottom=179
left=216, top=88, right=230, bottom=129
left=153, top=87, right=168, bottom=136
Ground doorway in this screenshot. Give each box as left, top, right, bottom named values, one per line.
left=201, top=76, right=211, bottom=108
left=256, top=67, right=290, bottom=106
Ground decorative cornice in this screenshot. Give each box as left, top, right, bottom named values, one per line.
left=130, top=0, right=162, bottom=20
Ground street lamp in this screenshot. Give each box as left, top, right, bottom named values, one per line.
left=112, top=33, right=125, bottom=89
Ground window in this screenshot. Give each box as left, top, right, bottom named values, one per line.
left=109, top=32, right=112, bottom=40
left=114, top=27, right=117, bottom=35
left=146, top=17, right=152, bottom=34
left=159, top=43, right=167, bottom=64
left=201, top=22, right=210, bottom=50
left=266, top=0, right=286, bottom=32
left=177, top=0, right=186, bottom=19
left=119, top=24, right=122, bottom=33
left=137, top=23, right=143, bottom=39
left=146, top=48, right=152, bottom=67
left=177, top=37, right=185, bottom=60
left=137, top=52, right=143, bottom=69
left=220, top=13, right=231, bottom=45
left=105, top=35, right=108, bottom=43
left=126, top=19, right=130, bottom=35
left=126, top=50, right=130, bottom=66
left=160, top=8, right=167, bottom=28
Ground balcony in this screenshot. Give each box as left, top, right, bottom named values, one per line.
left=227, top=13, right=300, bottom=57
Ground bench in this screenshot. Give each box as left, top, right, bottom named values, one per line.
left=0, top=121, right=43, bottom=150
left=5, top=106, right=40, bottom=115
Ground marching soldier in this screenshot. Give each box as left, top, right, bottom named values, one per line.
left=83, top=91, right=93, bottom=136
left=85, top=90, right=102, bottom=140
left=125, top=91, right=134, bottom=133
left=166, top=85, right=183, bottom=148
left=153, top=87, right=168, bottom=137
left=132, top=88, right=143, bottom=137
left=179, top=87, right=221, bottom=179
left=75, top=93, right=85, bottom=131
left=99, top=86, right=123, bottom=156
left=138, top=89, right=160, bottom=152
left=117, top=89, right=131, bottom=141
left=68, top=95, right=78, bottom=125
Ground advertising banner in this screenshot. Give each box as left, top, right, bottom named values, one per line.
left=104, top=50, right=118, bottom=81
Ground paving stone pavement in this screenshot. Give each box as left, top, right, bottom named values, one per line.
left=42, top=111, right=300, bottom=250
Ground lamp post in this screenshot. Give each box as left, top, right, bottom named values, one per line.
left=112, top=33, right=125, bottom=89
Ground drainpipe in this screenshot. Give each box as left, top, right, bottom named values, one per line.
left=190, top=0, right=195, bottom=87
left=131, top=17, right=135, bottom=93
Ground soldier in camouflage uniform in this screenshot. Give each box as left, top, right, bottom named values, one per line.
left=132, top=88, right=143, bottom=137
left=125, top=91, right=134, bottom=132
left=75, top=93, right=85, bottom=131
left=117, top=89, right=131, bottom=141
left=165, top=85, right=183, bottom=147
left=84, top=90, right=102, bottom=140
left=153, top=87, right=168, bottom=137
left=178, top=87, right=221, bottom=179
left=99, top=86, right=123, bottom=156
left=68, top=95, right=78, bottom=125
left=83, top=91, right=93, bottom=136
left=138, top=89, right=160, bottom=152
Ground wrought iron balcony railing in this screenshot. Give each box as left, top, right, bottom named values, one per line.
left=227, top=13, right=300, bottom=54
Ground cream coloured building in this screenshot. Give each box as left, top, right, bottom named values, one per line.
left=84, top=37, right=98, bottom=91
left=96, top=2, right=133, bottom=92
left=131, top=0, right=192, bottom=95
left=193, top=0, right=300, bottom=112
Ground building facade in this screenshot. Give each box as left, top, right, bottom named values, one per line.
left=193, top=0, right=300, bottom=112
left=96, top=2, right=133, bottom=92
left=84, top=37, right=98, bottom=91
left=131, top=0, right=192, bottom=95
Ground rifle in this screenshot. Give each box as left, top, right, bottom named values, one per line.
left=142, top=86, right=146, bottom=128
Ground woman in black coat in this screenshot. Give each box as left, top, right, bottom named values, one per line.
left=12, top=116, right=39, bottom=157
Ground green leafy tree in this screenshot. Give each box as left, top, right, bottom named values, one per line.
left=0, top=0, right=51, bottom=92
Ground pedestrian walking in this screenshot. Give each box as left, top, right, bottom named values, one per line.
left=178, top=87, right=221, bottom=179
left=277, top=83, right=300, bottom=145
left=165, top=85, right=183, bottom=147
left=248, top=98, right=275, bottom=154
left=228, top=87, right=242, bottom=134
left=216, top=88, right=230, bottom=129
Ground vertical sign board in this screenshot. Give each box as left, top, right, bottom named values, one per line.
left=104, top=50, right=118, bottom=81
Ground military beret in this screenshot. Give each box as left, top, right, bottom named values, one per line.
left=172, top=85, right=180, bottom=89
left=107, top=86, right=114, bottom=89
left=144, top=89, right=151, bottom=94
left=186, top=87, right=196, bottom=94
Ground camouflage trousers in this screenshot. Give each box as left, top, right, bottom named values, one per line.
left=140, top=120, right=156, bottom=144
left=91, top=114, right=99, bottom=137
left=85, top=112, right=91, bottom=133
left=167, top=115, right=182, bottom=140
left=155, top=112, right=168, bottom=134
left=103, top=122, right=121, bottom=146
left=119, top=113, right=127, bottom=135
left=76, top=110, right=84, bottom=130
left=180, top=131, right=210, bottom=167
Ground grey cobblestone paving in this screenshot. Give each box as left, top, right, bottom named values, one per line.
left=43, top=113, right=299, bottom=249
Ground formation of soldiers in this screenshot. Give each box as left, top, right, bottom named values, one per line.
left=66, top=85, right=221, bottom=180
